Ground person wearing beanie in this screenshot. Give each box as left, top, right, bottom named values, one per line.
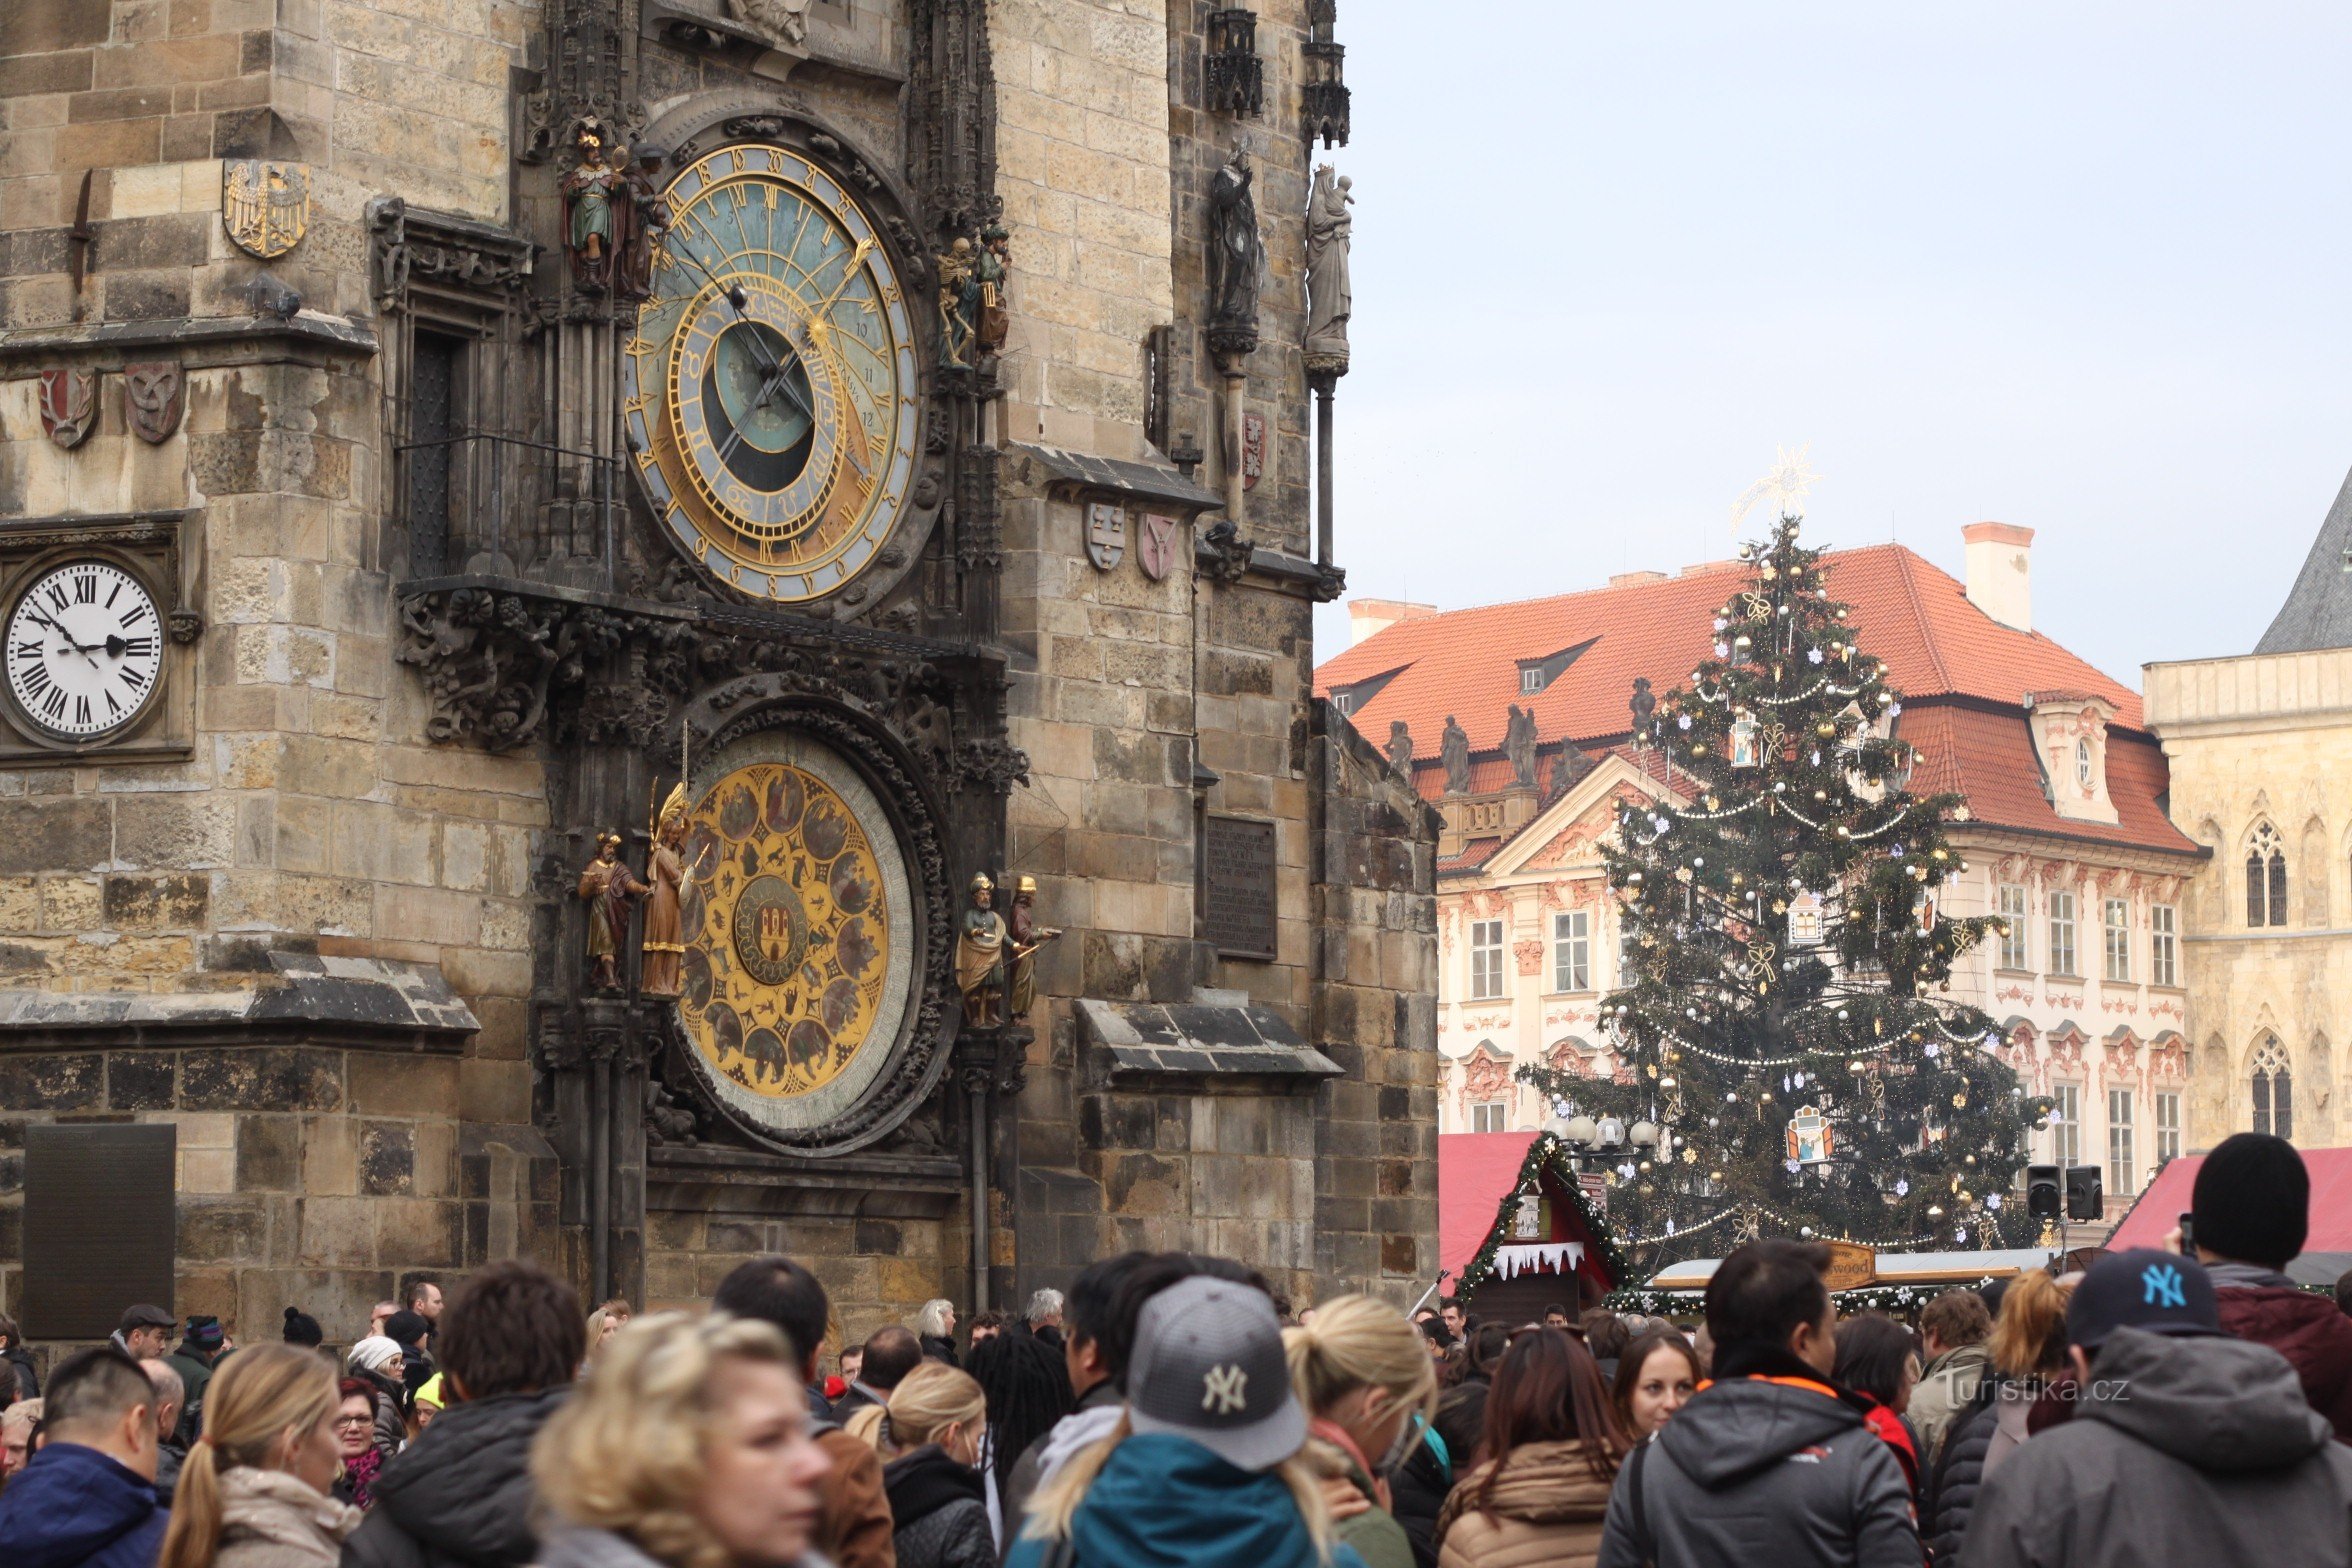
left=2189, top=1131, right=2352, bottom=1441
left=1960, top=1250, right=2352, bottom=1568
left=347, top=1335, right=408, bottom=1457
left=283, top=1306, right=325, bottom=1348
left=383, top=1309, right=437, bottom=1404
left=164, top=1314, right=225, bottom=1447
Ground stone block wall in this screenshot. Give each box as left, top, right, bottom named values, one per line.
left=990, top=0, right=1177, bottom=458
left=0, top=1042, right=559, bottom=1345
left=644, top=1209, right=953, bottom=1346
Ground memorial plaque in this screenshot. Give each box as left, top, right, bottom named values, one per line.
left=23, top=1122, right=176, bottom=1339
left=1203, top=814, right=1278, bottom=960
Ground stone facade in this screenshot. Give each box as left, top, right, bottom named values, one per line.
left=0, top=0, right=1434, bottom=1342
left=2144, top=644, right=2352, bottom=1151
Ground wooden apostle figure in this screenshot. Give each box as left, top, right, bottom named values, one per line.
left=578, top=831, right=650, bottom=991
left=639, top=784, right=689, bottom=996
left=956, top=873, right=1008, bottom=1027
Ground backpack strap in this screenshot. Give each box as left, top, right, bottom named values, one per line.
left=1625, top=1437, right=1657, bottom=1568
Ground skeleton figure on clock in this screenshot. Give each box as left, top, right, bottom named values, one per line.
left=5, top=560, right=166, bottom=743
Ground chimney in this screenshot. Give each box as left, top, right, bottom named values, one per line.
left=1962, top=522, right=2033, bottom=632
left=1347, top=597, right=1436, bottom=647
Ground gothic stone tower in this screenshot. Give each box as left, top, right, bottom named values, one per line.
left=0, top=0, right=1433, bottom=1343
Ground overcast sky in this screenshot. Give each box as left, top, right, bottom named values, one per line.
left=1312, top=3, right=2352, bottom=687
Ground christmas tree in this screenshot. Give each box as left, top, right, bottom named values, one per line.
left=1521, top=515, right=2048, bottom=1272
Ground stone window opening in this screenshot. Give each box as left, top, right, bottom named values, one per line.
left=2155, top=1090, right=2182, bottom=1164
left=1552, top=910, right=1590, bottom=993
left=2247, top=823, right=2288, bottom=927
left=2151, top=905, right=2177, bottom=987
left=2048, top=889, right=2078, bottom=978
left=2106, top=1086, right=2136, bottom=1197
left=1997, top=884, right=2030, bottom=970
left=2102, top=898, right=2131, bottom=983
left=2051, top=1082, right=2081, bottom=1168
left=2252, top=1036, right=2294, bottom=1140
left=1469, top=919, right=1504, bottom=1000
left=1470, top=1100, right=1510, bottom=1133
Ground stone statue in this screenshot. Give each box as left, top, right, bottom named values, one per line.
left=577, top=831, right=649, bottom=991
left=613, top=145, right=670, bottom=303
left=1207, top=145, right=1263, bottom=341
left=956, top=872, right=1008, bottom=1027
left=1304, top=164, right=1353, bottom=359
left=1629, top=676, right=1657, bottom=738
left=974, top=224, right=1011, bottom=354
left=560, top=121, right=623, bottom=293
left=727, top=0, right=810, bottom=47
left=1007, top=874, right=1062, bottom=1023
left=1440, top=715, right=1471, bottom=794
left=1504, top=703, right=1538, bottom=789
left=937, top=237, right=978, bottom=369
left=1386, top=720, right=1413, bottom=774
left=639, top=783, right=688, bottom=996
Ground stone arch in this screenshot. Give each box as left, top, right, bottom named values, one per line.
left=2249, top=1031, right=2294, bottom=1141
left=2301, top=816, right=2330, bottom=928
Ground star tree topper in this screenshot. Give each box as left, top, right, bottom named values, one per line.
left=1730, top=444, right=1821, bottom=534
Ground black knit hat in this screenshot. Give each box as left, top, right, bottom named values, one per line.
left=383, top=1309, right=430, bottom=1349
left=2191, top=1132, right=2309, bottom=1270
left=282, top=1306, right=324, bottom=1347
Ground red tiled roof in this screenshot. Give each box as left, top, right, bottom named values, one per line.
left=1439, top=837, right=1503, bottom=874
left=1321, top=543, right=2197, bottom=857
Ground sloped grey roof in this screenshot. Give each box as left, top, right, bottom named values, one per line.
left=2256, top=465, right=2352, bottom=654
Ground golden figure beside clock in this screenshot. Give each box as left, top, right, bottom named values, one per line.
left=624, top=144, right=921, bottom=605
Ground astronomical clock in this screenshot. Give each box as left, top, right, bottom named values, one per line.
left=623, top=143, right=924, bottom=608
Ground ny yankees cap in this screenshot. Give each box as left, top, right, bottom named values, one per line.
left=1125, top=1274, right=1306, bottom=1472
left=2066, top=1248, right=2221, bottom=1351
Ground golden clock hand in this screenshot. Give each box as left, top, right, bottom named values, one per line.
left=810, top=237, right=876, bottom=317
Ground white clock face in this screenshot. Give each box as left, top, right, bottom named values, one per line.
left=6, top=561, right=164, bottom=739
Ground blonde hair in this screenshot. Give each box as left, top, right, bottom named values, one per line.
left=157, top=1346, right=339, bottom=1568
left=1022, top=1417, right=1335, bottom=1558
left=915, top=1299, right=956, bottom=1339
left=1987, top=1271, right=2075, bottom=1378
left=854, top=1361, right=984, bottom=1456
left=1283, top=1294, right=1438, bottom=1429
left=532, top=1312, right=799, bottom=1568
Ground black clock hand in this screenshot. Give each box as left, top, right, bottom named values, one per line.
left=662, top=239, right=819, bottom=426
left=712, top=341, right=815, bottom=474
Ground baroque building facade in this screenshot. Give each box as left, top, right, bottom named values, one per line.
left=0, top=0, right=1436, bottom=1341
left=2145, top=464, right=2352, bottom=1153
left=1321, top=525, right=2204, bottom=1220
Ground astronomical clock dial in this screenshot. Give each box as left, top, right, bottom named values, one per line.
left=676, top=744, right=916, bottom=1136
left=624, top=144, right=921, bottom=605
left=4, top=561, right=164, bottom=741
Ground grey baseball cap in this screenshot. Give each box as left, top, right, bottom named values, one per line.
left=1125, top=1275, right=1305, bottom=1473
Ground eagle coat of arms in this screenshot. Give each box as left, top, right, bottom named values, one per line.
left=222, top=160, right=310, bottom=259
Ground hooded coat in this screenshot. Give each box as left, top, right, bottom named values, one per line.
left=1595, top=1348, right=1919, bottom=1568
left=213, top=1468, right=364, bottom=1568
left=1433, top=1440, right=1613, bottom=1568
left=340, top=1389, right=566, bottom=1568
left=1908, top=1342, right=1991, bottom=1472
left=1001, top=1432, right=1367, bottom=1568
left=1959, top=1328, right=2352, bottom=1568
left=0, top=1440, right=169, bottom=1568
left=880, top=1443, right=992, bottom=1568
left=2214, top=1273, right=2352, bottom=1442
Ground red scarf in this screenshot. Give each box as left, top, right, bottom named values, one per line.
left=1309, top=1416, right=1393, bottom=1511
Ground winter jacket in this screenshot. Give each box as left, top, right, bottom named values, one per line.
left=154, top=1441, right=187, bottom=1508
left=921, top=1335, right=962, bottom=1368
left=340, top=1389, right=566, bottom=1568
left=2, top=1343, right=39, bottom=1400
left=214, top=1467, right=364, bottom=1568
left=1304, top=1424, right=1414, bottom=1568
left=1002, top=1432, right=1368, bottom=1568
left=1861, top=1402, right=1920, bottom=1500
left=0, top=1440, right=169, bottom=1568
left=1434, top=1440, right=1613, bottom=1568
left=536, top=1525, right=833, bottom=1568
left=1596, top=1345, right=1920, bottom=1568
left=1923, top=1378, right=1997, bottom=1561
left=1959, top=1328, right=2352, bottom=1568
left=352, top=1367, right=406, bottom=1458
left=1385, top=1421, right=1451, bottom=1568
left=166, top=1346, right=219, bottom=1446
left=2213, top=1267, right=2352, bottom=1442
left=999, top=1379, right=1122, bottom=1534
left=812, top=1426, right=897, bottom=1568
left=883, top=1444, right=993, bottom=1568
left=1908, top=1342, right=1990, bottom=1472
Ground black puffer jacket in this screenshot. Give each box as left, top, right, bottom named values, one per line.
left=340, top=1389, right=567, bottom=1568
left=881, top=1443, right=993, bottom=1568
left=1924, top=1380, right=1999, bottom=1561
left=1390, top=1384, right=1488, bottom=1568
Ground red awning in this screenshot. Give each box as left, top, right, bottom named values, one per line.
left=1440, top=1130, right=1540, bottom=1278
left=2109, top=1146, right=2352, bottom=1252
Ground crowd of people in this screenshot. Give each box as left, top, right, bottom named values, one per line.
left=1, top=1130, right=2350, bottom=1567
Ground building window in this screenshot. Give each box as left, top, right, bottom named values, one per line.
left=2155, top=1091, right=2182, bottom=1164
left=2247, top=823, right=2288, bottom=927
left=1471, top=1100, right=1510, bottom=1133
left=1469, top=919, right=1505, bottom=1001
left=1331, top=691, right=1352, bottom=716
left=1998, top=884, right=2030, bottom=970
left=2106, top=1088, right=2136, bottom=1198
left=1552, top=911, right=1590, bottom=993
left=2048, top=890, right=2077, bottom=977
left=2051, top=1083, right=2080, bottom=1168
left=2151, top=905, right=2177, bottom=987
left=2103, top=898, right=2130, bottom=983
left=2252, top=1036, right=2293, bottom=1140
left=1520, top=668, right=1543, bottom=694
